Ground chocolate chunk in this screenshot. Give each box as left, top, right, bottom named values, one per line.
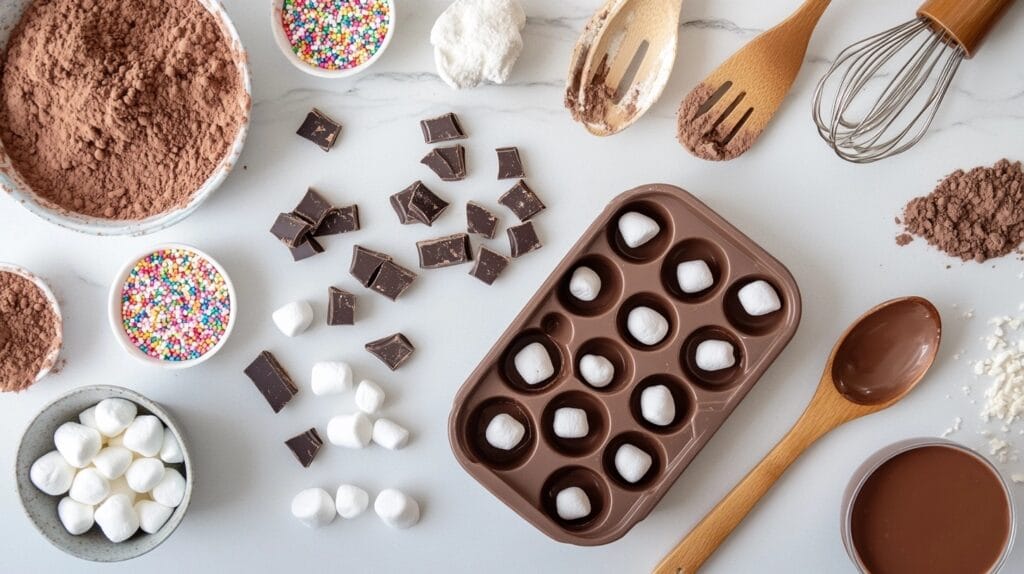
left=350, top=245, right=392, bottom=287
left=507, top=221, right=543, bottom=258
left=293, top=188, right=333, bottom=227
left=420, top=112, right=465, bottom=143
left=290, top=235, right=324, bottom=261
left=499, top=180, right=546, bottom=221
left=417, top=233, right=473, bottom=269
left=390, top=185, right=417, bottom=225
left=365, top=333, right=415, bottom=371
left=370, top=260, right=418, bottom=300
left=285, top=428, right=323, bottom=468
left=271, top=212, right=312, bottom=247
left=244, top=351, right=299, bottom=413
left=496, top=147, right=524, bottom=179
left=469, top=246, right=510, bottom=285
left=296, top=108, right=342, bottom=152
left=466, top=201, right=499, bottom=239
left=327, top=286, right=356, bottom=326
left=407, top=182, right=449, bottom=226
left=315, top=205, right=360, bottom=236
left=421, top=145, right=466, bottom=181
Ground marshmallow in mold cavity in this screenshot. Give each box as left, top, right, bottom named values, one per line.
left=69, top=467, right=110, bottom=506
left=485, top=413, right=525, bottom=451
left=514, top=342, right=555, bottom=385
left=569, top=266, right=602, bottom=302
left=94, top=398, right=137, bottom=438
left=335, top=484, right=370, bottom=519
left=58, top=497, right=95, bottom=535
left=430, top=0, right=526, bottom=90
left=627, top=306, right=669, bottom=346
left=311, top=361, right=353, bottom=396
left=159, top=428, right=184, bottom=464
left=372, top=418, right=410, bottom=450
left=135, top=500, right=173, bottom=534
left=92, top=446, right=134, bottom=480
left=125, top=458, right=165, bottom=493
left=618, top=212, right=661, bottom=249
left=579, top=354, right=615, bottom=388
left=552, top=407, right=589, bottom=439
left=374, top=488, right=420, bottom=529
left=291, top=488, right=336, bottom=529
left=555, top=486, right=591, bottom=521
left=151, top=468, right=186, bottom=508
left=695, top=340, right=736, bottom=371
left=30, top=450, right=77, bottom=496
left=272, top=301, right=314, bottom=337
left=738, top=280, right=782, bottom=316
left=54, top=422, right=102, bottom=468
left=614, top=443, right=653, bottom=484
left=327, top=413, right=373, bottom=449
left=355, top=380, right=385, bottom=414
left=94, top=494, right=139, bottom=543
left=677, top=260, right=714, bottom=294
left=640, top=385, right=675, bottom=427
left=122, top=415, right=164, bottom=457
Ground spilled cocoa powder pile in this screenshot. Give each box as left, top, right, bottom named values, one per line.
left=898, top=159, right=1024, bottom=263
left=677, top=83, right=758, bottom=161
left=0, top=0, right=247, bottom=220
left=0, top=271, right=60, bottom=393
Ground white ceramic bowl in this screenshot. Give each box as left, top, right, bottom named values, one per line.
left=0, top=262, right=63, bottom=383
left=107, top=244, right=237, bottom=369
left=0, top=0, right=252, bottom=236
left=270, top=0, right=396, bottom=78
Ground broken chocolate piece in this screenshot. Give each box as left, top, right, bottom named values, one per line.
left=390, top=185, right=417, bottom=225
left=421, top=145, right=466, bottom=181
left=469, top=246, right=510, bottom=285
left=407, top=182, right=449, bottom=225
left=350, top=245, right=392, bottom=287
left=499, top=180, right=546, bottom=221
left=271, top=213, right=312, bottom=247
left=290, top=235, right=324, bottom=261
left=297, top=108, right=342, bottom=152
left=327, top=286, right=356, bottom=326
left=315, top=205, right=360, bottom=236
left=365, top=333, right=415, bottom=371
left=417, top=233, right=473, bottom=269
left=244, top=351, right=299, bottom=413
left=466, top=201, right=499, bottom=239
left=420, top=112, right=465, bottom=143
left=496, top=147, right=524, bottom=179
left=370, top=260, right=418, bottom=300
left=507, top=221, right=543, bottom=258
left=293, top=188, right=333, bottom=227
left=285, top=428, right=323, bottom=468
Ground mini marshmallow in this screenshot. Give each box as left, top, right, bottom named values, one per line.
left=30, top=450, right=77, bottom=496
left=579, top=354, right=615, bottom=388
left=54, top=422, right=103, bottom=468
left=135, top=500, right=173, bottom=534
left=640, top=385, right=676, bottom=426
left=311, top=361, right=354, bottom=396
left=151, top=468, right=186, bottom=508
left=514, top=342, right=554, bottom=385
left=335, top=484, right=370, bottom=519
left=107, top=476, right=137, bottom=504
left=58, top=497, right=94, bottom=535
left=677, top=260, right=714, bottom=294
left=555, top=486, right=591, bottom=521
left=484, top=413, right=525, bottom=451
left=107, top=433, right=125, bottom=448
left=372, top=418, right=410, bottom=450
left=627, top=306, right=669, bottom=346
left=695, top=340, right=736, bottom=371
left=70, top=468, right=110, bottom=505
left=374, top=489, right=420, bottom=529
left=614, top=443, right=653, bottom=484
left=618, top=211, right=660, bottom=248
left=122, top=415, right=164, bottom=457
left=355, top=380, right=386, bottom=414
left=327, top=413, right=373, bottom=449
left=78, top=406, right=101, bottom=433
left=291, top=488, right=336, bottom=529
left=738, top=280, right=782, bottom=317
left=159, top=428, right=184, bottom=464
left=92, top=446, right=134, bottom=480
left=94, top=494, right=139, bottom=543
left=552, top=407, right=589, bottom=439
left=94, top=398, right=137, bottom=438
left=125, top=458, right=165, bottom=493
left=273, top=300, right=314, bottom=337
left=569, top=267, right=601, bottom=302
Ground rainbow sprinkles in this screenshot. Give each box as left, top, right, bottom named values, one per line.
left=281, top=0, right=391, bottom=71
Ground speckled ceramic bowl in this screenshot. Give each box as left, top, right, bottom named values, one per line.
left=0, top=262, right=62, bottom=383
left=15, top=386, right=194, bottom=562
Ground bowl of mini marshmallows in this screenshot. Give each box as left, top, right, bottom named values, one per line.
left=16, top=385, right=193, bottom=562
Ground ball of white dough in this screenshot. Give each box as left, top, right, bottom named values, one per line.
left=738, top=280, right=782, bottom=316
left=555, top=486, right=591, bottom=521
left=579, top=354, right=615, bottom=388
left=374, top=489, right=420, bottom=529
left=69, top=467, right=110, bottom=505
left=273, top=300, right=314, bottom=337
left=552, top=407, right=589, bottom=439
left=151, top=468, right=186, bottom=508
left=677, top=260, right=714, bottom=294
left=54, top=422, right=102, bottom=468
left=569, top=267, right=601, bottom=302
left=135, top=500, right=173, bottom=534
left=58, top=497, right=94, bottom=535
left=311, top=361, right=353, bottom=396
left=78, top=406, right=101, bottom=432
left=614, top=443, right=653, bottom=484
left=355, top=380, right=386, bottom=414
left=335, top=484, right=370, bottom=519
left=94, top=398, right=137, bottom=438
left=30, top=450, right=76, bottom=496
left=372, top=418, right=410, bottom=450
left=618, top=211, right=660, bottom=248
left=327, top=413, right=373, bottom=449
left=122, top=415, right=164, bottom=457
left=92, top=446, right=134, bottom=481
left=485, top=413, right=525, bottom=451
left=159, top=428, right=184, bottom=464
left=627, top=306, right=669, bottom=346
left=95, top=494, right=140, bottom=543
left=514, top=342, right=555, bottom=385
left=695, top=340, right=736, bottom=371
left=431, top=0, right=526, bottom=90
left=640, top=385, right=676, bottom=427
left=125, top=458, right=165, bottom=493
left=291, top=488, right=336, bottom=529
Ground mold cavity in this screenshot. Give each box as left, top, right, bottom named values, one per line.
left=540, top=466, right=610, bottom=532
left=616, top=293, right=676, bottom=351
left=724, top=276, right=786, bottom=336
left=540, top=391, right=609, bottom=457
left=603, top=432, right=664, bottom=490
left=629, top=374, right=693, bottom=434
left=541, top=312, right=574, bottom=343
left=465, top=397, right=536, bottom=471
left=606, top=201, right=673, bottom=263
left=681, top=327, right=745, bottom=390
left=500, top=330, right=565, bottom=394
left=574, top=338, right=634, bottom=393
left=556, top=255, right=624, bottom=318
left=660, top=238, right=729, bottom=303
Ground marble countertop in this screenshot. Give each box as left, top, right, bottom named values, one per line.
left=2, top=0, right=1023, bottom=572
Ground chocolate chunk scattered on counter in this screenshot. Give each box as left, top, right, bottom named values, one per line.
left=417, top=233, right=473, bottom=269
left=297, top=108, right=342, bottom=152
left=469, top=246, right=510, bottom=285
left=327, top=287, right=356, bottom=326
left=350, top=246, right=392, bottom=287
left=420, top=112, right=465, bottom=143
left=499, top=180, right=545, bottom=221
left=244, top=351, right=299, bottom=413
left=421, top=145, right=466, bottom=181
left=366, top=333, right=415, bottom=371
left=314, top=205, right=360, bottom=236
left=466, top=201, right=500, bottom=239
left=370, top=261, right=418, bottom=301
left=496, top=147, right=524, bottom=179
left=293, top=188, right=334, bottom=227
left=507, top=221, right=543, bottom=258
left=407, top=182, right=450, bottom=226
left=290, top=236, right=325, bottom=261
left=390, top=184, right=417, bottom=225
left=285, top=428, right=323, bottom=468
left=271, top=213, right=313, bottom=247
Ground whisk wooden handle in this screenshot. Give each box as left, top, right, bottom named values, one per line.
left=918, top=0, right=1015, bottom=57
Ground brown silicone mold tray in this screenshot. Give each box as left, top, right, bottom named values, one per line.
left=449, top=184, right=801, bottom=545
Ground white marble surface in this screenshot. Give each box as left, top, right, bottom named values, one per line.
left=2, top=0, right=1024, bottom=572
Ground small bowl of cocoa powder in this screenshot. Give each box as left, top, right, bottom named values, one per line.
left=0, top=263, right=62, bottom=392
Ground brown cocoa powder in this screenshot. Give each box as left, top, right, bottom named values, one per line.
left=0, top=271, right=60, bottom=392
left=0, top=0, right=247, bottom=220
left=676, top=82, right=758, bottom=161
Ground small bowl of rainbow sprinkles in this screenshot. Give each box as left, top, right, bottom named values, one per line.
left=271, top=0, right=395, bottom=78
left=108, top=244, right=236, bottom=369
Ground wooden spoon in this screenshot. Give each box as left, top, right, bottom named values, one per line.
left=676, top=0, right=831, bottom=160
left=654, top=297, right=942, bottom=573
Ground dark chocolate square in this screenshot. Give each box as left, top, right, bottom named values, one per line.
left=421, top=145, right=466, bottom=181
left=417, top=233, right=473, bottom=269
left=327, top=286, right=356, bottom=326
left=390, top=185, right=417, bottom=225
left=296, top=108, right=342, bottom=152
left=507, top=221, right=543, bottom=258
left=271, top=213, right=312, bottom=247
left=496, top=147, right=525, bottom=179
left=365, top=333, right=415, bottom=371
left=293, top=188, right=333, bottom=227
left=469, top=246, right=510, bottom=285
left=466, top=201, right=499, bottom=239
left=285, top=428, right=323, bottom=468
left=369, top=260, right=418, bottom=301
left=350, top=245, right=392, bottom=287
left=244, top=351, right=298, bottom=413
left=290, top=235, right=324, bottom=261
left=499, top=180, right=546, bottom=221
left=315, top=205, right=360, bottom=236
left=420, top=112, right=465, bottom=143
left=407, top=183, right=449, bottom=226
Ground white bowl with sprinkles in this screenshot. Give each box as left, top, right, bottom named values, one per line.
left=107, top=244, right=236, bottom=369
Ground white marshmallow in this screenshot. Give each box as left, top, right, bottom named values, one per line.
left=552, top=408, right=589, bottom=439
left=30, top=450, right=77, bottom=496
left=94, top=398, right=137, bottom=438
left=122, top=415, right=164, bottom=457
left=70, top=468, right=110, bottom=505
left=555, top=486, right=591, bottom=521
left=695, top=340, right=736, bottom=371
left=640, top=385, right=676, bottom=426
left=327, top=413, right=373, bottom=448
left=107, top=476, right=137, bottom=504
left=618, top=212, right=660, bottom=248
left=568, top=267, right=601, bottom=302
left=372, top=418, right=410, bottom=450
left=125, top=458, right=165, bottom=493
left=514, top=342, right=555, bottom=385
left=627, top=306, right=669, bottom=346
left=291, top=488, right=336, bottom=529
left=311, top=361, right=353, bottom=396
left=614, top=443, right=653, bottom=484
left=738, top=280, right=782, bottom=316
left=273, top=300, right=314, bottom=337
left=107, top=433, right=125, bottom=448
left=151, top=468, right=186, bottom=508
left=374, top=489, right=420, bottom=529
left=58, top=497, right=94, bottom=535
left=92, top=447, right=134, bottom=480
left=355, top=380, right=386, bottom=414
left=579, top=354, right=615, bottom=388
left=135, top=500, right=173, bottom=534
left=677, top=260, right=714, bottom=294
left=159, top=428, right=184, bottom=464
left=484, top=413, right=525, bottom=451
left=78, top=406, right=102, bottom=433
left=94, top=494, right=139, bottom=543
left=335, top=484, right=370, bottom=519
left=54, top=422, right=103, bottom=468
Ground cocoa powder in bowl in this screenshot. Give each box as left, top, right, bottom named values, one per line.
left=0, top=0, right=247, bottom=221
left=0, top=270, right=60, bottom=392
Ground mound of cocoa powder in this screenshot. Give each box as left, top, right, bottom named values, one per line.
left=0, top=271, right=60, bottom=392
left=0, top=0, right=247, bottom=220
